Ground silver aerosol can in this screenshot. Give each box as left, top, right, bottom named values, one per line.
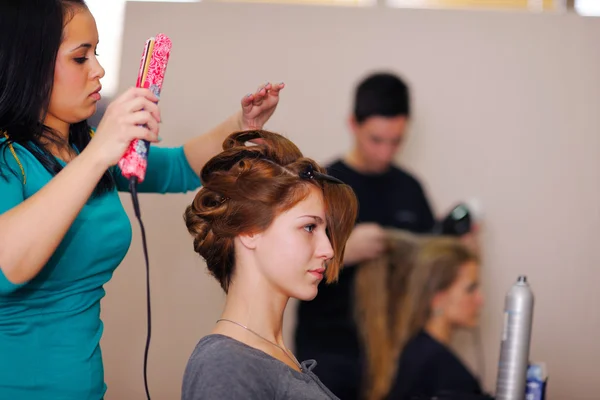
left=495, top=275, right=535, bottom=400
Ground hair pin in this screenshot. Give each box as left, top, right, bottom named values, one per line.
left=299, top=164, right=345, bottom=185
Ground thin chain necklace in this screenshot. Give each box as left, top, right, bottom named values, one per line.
left=216, top=318, right=303, bottom=372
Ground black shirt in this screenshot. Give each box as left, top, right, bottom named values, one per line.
left=388, top=331, right=486, bottom=400
left=294, top=159, right=435, bottom=400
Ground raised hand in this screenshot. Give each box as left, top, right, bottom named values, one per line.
left=239, top=82, right=285, bottom=131
left=86, top=87, right=161, bottom=168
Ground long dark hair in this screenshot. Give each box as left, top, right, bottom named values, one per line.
left=0, top=0, right=114, bottom=194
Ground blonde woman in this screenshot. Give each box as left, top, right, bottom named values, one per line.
left=355, top=235, right=488, bottom=400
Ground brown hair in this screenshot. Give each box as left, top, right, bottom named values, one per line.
left=184, top=130, right=358, bottom=293
left=354, top=233, right=478, bottom=400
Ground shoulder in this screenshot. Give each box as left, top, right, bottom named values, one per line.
left=184, top=335, right=250, bottom=373
left=325, top=159, right=345, bottom=175
left=0, top=138, right=30, bottom=162
left=0, top=138, right=33, bottom=183
left=401, top=331, right=446, bottom=369
left=325, top=159, right=360, bottom=183
left=411, top=334, right=478, bottom=386
left=389, top=164, right=426, bottom=189
left=392, top=333, right=446, bottom=397
left=182, top=335, right=277, bottom=400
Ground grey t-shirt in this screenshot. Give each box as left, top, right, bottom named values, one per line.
left=181, top=334, right=340, bottom=400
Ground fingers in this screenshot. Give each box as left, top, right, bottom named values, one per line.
left=252, top=83, right=268, bottom=106
left=114, top=86, right=159, bottom=105
left=241, top=93, right=254, bottom=110
left=126, top=111, right=160, bottom=141
left=241, top=81, right=285, bottom=108
left=248, top=138, right=266, bottom=145
left=124, top=97, right=161, bottom=123
left=268, top=82, right=285, bottom=95
left=370, top=240, right=386, bottom=256
left=357, top=222, right=386, bottom=237
left=130, top=126, right=160, bottom=143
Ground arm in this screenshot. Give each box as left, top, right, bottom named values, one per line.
left=0, top=87, right=160, bottom=287
left=113, top=82, right=285, bottom=193
left=0, top=147, right=109, bottom=288
left=342, top=223, right=387, bottom=266
left=113, top=146, right=200, bottom=194
left=183, top=82, right=284, bottom=175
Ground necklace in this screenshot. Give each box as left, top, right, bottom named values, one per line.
left=216, top=318, right=303, bottom=372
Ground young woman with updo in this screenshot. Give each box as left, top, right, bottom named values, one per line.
left=182, top=130, right=358, bottom=399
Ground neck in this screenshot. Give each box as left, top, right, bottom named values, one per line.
left=344, top=147, right=390, bottom=175
left=424, top=317, right=453, bottom=346
left=42, top=114, right=74, bottom=160
left=218, top=275, right=289, bottom=347
left=344, top=148, right=368, bottom=173
left=43, top=114, right=70, bottom=142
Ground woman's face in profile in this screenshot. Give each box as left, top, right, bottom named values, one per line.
left=440, top=261, right=484, bottom=328
left=251, top=185, right=335, bottom=301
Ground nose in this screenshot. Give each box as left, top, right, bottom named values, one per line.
left=475, top=290, right=484, bottom=308
left=90, top=58, right=106, bottom=80
left=317, top=233, right=334, bottom=261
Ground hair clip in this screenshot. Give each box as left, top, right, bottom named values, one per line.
left=299, top=164, right=345, bottom=185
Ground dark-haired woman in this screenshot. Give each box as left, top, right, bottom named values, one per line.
left=0, top=1, right=284, bottom=398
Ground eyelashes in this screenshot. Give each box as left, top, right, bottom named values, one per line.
left=73, top=52, right=100, bottom=65
left=304, top=224, right=316, bottom=233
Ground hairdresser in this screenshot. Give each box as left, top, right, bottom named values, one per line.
left=0, top=1, right=284, bottom=398
left=294, top=72, right=477, bottom=399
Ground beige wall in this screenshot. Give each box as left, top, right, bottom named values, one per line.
left=99, top=2, right=600, bottom=399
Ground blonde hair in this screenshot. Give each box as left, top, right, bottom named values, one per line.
left=354, top=232, right=478, bottom=400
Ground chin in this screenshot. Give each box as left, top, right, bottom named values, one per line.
left=291, top=287, right=319, bottom=302
left=84, top=104, right=98, bottom=119
left=75, top=103, right=98, bottom=120
left=368, top=163, right=390, bottom=174
left=464, top=319, right=480, bottom=329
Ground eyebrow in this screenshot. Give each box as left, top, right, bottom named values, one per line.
left=299, top=215, right=325, bottom=224
left=70, top=42, right=98, bottom=53
left=70, top=44, right=91, bottom=52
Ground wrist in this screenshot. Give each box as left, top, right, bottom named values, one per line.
left=234, top=110, right=245, bottom=131
left=78, top=145, right=111, bottom=176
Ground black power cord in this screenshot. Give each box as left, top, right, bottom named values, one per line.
left=129, top=176, right=152, bottom=400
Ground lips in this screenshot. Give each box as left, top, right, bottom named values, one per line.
left=308, top=267, right=326, bottom=279
left=89, top=86, right=102, bottom=101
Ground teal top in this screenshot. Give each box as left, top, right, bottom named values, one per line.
left=0, top=138, right=201, bottom=399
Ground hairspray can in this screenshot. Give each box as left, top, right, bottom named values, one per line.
left=495, top=275, right=535, bottom=400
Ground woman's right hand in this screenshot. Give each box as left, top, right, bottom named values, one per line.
left=85, top=87, right=162, bottom=168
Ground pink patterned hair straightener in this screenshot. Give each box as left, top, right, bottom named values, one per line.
left=118, top=33, right=172, bottom=183
left=120, top=33, right=173, bottom=400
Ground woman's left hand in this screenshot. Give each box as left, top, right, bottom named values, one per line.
left=239, top=82, right=285, bottom=130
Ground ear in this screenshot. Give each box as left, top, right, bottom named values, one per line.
left=238, top=232, right=261, bottom=250
left=348, top=115, right=359, bottom=136
left=430, top=291, right=448, bottom=315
